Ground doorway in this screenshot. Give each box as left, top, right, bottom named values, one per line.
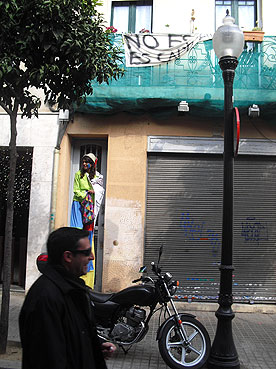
left=69, top=138, right=107, bottom=291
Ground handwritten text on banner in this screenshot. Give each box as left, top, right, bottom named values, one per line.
left=123, top=33, right=212, bottom=67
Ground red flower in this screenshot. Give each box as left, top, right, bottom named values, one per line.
left=106, top=26, right=118, bottom=33
left=139, top=28, right=150, bottom=33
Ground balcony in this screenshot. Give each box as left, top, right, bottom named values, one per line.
left=77, top=34, right=276, bottom=118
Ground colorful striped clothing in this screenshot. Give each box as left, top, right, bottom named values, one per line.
left=70, top=170, right=104, bottom=289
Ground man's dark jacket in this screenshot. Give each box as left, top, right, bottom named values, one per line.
left=19, top=264, right=107, bottom=369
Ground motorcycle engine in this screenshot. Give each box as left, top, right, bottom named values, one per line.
left=110, top=307, right=146, bottom=342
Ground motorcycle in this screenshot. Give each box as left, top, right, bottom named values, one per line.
left=89, top=246, right=211, bottom=369
left=36, top=247, right=211, bottom=368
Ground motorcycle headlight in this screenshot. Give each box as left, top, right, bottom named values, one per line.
left=164, top=272, right=172, bottom=283
left=169, top=280, right=179, bottom=296
left=170, top=285, right=177, bottom=295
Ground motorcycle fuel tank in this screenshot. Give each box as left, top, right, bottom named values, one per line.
left=111, top=285, right=156, bottom=306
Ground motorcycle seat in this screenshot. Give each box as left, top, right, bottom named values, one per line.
left=89, top=291, right=115, bottom=303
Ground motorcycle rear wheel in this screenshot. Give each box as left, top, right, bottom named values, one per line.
left=158, top=316, right=210, bottom=369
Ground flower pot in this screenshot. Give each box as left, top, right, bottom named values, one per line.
left=243, top=31, right=265, bottom=42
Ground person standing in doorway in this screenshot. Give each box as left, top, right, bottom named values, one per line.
left=70, top=153, right=104, bottom=288
left=19, top=227, right=115, bottom=369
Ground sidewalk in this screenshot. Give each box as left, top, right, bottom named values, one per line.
left=107, top=307, right=276, bottom=369
left=1, top=292, right=276, bottom=369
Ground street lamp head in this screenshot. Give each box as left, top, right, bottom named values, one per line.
left=213, top=10, right=244, bottom=60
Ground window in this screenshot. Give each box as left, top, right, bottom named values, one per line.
left=111, top=1, right=153, bottom=33
left=215, top=0, right=257, bottom=30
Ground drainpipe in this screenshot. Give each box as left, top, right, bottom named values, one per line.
left=50, top=109, right=71, bottom=232
left=257, top=0, right=263, bottom=30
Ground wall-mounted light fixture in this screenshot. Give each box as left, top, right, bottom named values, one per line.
left=248, top=104, right=260, bottom=118
left=56, top=109, right=71, bottom=150
left=58, top=109, right=70, bottom=123
left=178, top=101, right=189, bottom=112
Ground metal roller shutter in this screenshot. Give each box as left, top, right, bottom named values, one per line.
left=233, top=157, right=276, bottom=303
left=144, top=153, right=276, bottom=303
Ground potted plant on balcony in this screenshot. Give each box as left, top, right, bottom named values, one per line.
left=243, top=21, right=265, bottom=42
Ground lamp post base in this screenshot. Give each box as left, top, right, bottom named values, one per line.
left=207, top=305, right=240, bottom=369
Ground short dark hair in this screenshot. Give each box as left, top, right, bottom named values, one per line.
left=47, top=227, right=89, bottom=265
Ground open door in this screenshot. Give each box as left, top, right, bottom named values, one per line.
left=69, top=139, right=107, bottom=291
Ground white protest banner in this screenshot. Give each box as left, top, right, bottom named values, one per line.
left=123, top=33, right=212, bottom=67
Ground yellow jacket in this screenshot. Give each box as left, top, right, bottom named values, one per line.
left=73, top=170, right=93, bottom=202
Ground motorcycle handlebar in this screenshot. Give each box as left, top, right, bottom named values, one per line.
left=132, top=276, right=155, bottom=284
left=151, top=262, right=161, bottom=276
left=132, top=277, right=142, bottom=283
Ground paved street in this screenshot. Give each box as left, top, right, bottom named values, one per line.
left=1, top=293, right=276, bottom=369
left=107, top=309, right=276, bottom=369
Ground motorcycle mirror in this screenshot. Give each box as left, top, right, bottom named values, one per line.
left=157, top=244, right=163, bottom=266
left=151, top=261, right=157, bottom=274
left=139, top=266, right=147, bottom=273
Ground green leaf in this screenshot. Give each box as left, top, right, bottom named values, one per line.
left=0, top=0, right=124, bottom=116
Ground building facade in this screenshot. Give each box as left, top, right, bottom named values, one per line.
left=1, top=0, right=276, bottom=302
left=0, top=109, right=59, bottom=290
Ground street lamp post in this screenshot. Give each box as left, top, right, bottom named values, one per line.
left=207, top=11, right=244, bottom=369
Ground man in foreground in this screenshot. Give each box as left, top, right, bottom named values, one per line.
left=19, top=227, right=115, bottom=369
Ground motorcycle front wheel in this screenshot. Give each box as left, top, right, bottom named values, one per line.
left=158, top=316, right=210, bottom=369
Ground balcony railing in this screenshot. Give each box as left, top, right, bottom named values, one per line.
left=78, top=35, right=276, bottom=116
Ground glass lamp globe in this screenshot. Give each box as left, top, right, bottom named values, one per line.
left=213, top=11, right=244, bottom=59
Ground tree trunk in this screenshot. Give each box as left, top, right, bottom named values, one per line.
left=0, top=109, right=18, bottom=354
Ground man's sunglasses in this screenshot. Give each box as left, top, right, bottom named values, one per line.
left=71, top=247, right=92, bottom=257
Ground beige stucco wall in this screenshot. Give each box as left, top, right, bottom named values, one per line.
left=55, top=134, right=72, bottom=228
left=55, top=112, right=276, bottom=292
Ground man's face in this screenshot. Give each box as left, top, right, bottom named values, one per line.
left=66, top=237, right=94, bottom=277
